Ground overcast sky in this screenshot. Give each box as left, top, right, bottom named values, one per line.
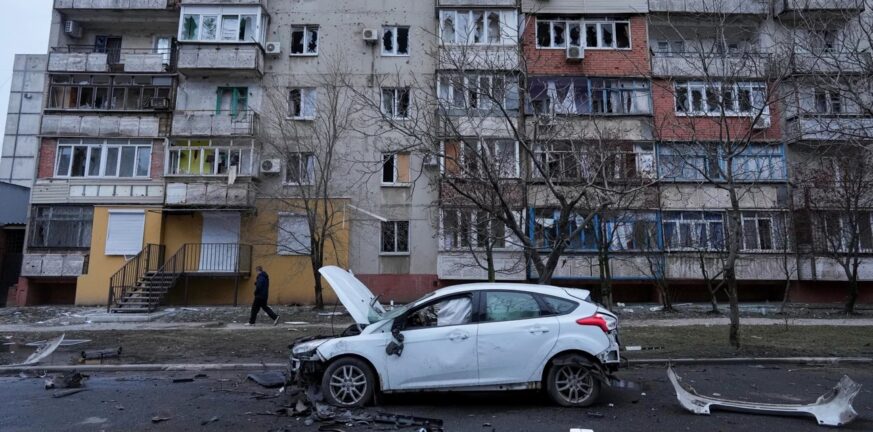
left=0, top=0, right=52, bottom=149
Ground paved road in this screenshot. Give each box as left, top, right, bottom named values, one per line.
left=1, top=364, right=871, bottom=431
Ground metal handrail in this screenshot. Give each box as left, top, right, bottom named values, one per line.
left=107, top=244, right=165, bottom=312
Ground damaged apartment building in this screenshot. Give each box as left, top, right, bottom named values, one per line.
left=3, top=0, right=873, bottom=308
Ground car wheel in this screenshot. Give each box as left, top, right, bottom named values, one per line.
left=546, top=355, right=601, bottom=407
left=321, top=357, right=375, bottom=408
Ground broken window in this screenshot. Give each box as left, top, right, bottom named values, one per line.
left=405, top=295, right=473, bottom=328
left=537, top=19, right=586, bottom=48
left=215, top=87, right=248, bottom=117
left=381, top=153, right=410, bottom=185
left=55, top=139, right=151, bottom=178
left=440, top=9, right=517, bottom=45
left=288, top=87, right=317, bottom=119
left=291, top=25, right=318, bottom=55
left=29, top=205, right=94, bottom=249
left=590, top=79, right=650, bottom=114
left=285, top=152, right=314, bottom=185
left=277, top=213, right=311, bottom=255
left=167, top=139, right=254, bottom=177
left=438, top=73, right=518, bottom=113
left=178, top=6, right=262, bottom=43
left=741, top=212, right=783, bottom=251
left=582, top=20, right=631, bottom=49
left=381, top=221, right=410, bottom=253
left=674, top=81, right=767, bottom=116
left=607, top=213, right=660, bottom=251
left=381, top=87, right=410, bottom=119
left=662, top=211, right=725, bottom=251
left=382, top=26, right=409, bottom=56
left=48, top=75, right=172, bottom=111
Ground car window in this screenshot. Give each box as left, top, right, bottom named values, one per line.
left=483, top=291, right=543, bottom=322
left=542, top=295, right=578, bottom=315
left=404, top=295, right=472, bottom=329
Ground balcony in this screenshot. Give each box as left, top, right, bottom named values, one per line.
left=789, top=52, right=873, bottom=75
left=54, top=0, right=180, bottom=22
left=652, top=52, right=772, bottom=78
left=785, top=115, right=873, bottom=141
left=648, top=0, right=769, bottom=14
left=49, top=46, right=174, bottom=73
left=437, top=0, right=515, bottom=6
left=438, top=45, right=519, bottom=71
left=21, top=253, right=87, bottom=277
left=166, top=143, right=257, bottom=178
left=172, top=111, right=259, bottom=137
left=176, top=43, right=264, bottom=77
left=41, top=113, right=168, bottom=137
left=165, top=182, right=255, bottom=207
left=775, top=0, right=864, bottom=17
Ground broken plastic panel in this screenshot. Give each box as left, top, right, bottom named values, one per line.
left=668, top=367, right=860, bottom=427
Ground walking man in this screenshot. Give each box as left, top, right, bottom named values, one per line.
left=248, top=266, right=279, bottom=325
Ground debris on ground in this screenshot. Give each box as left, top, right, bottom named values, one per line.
left=52, top=388, right=88, bottom=398
left=200, top=416, right=219, bottom=426
left=247, top=371, right=287, bottom=388
left=80, top=347, right=122, bottom=362
left=151, top=416, right=171, bottom=423
left=25, top=339, right=91, bottom=347
left=668, top=366, right=861, bottom=427
left=44, top=371, right=88, bottom=389
left=10, top=334, right=64, bottom=366
left=374, top=412, right=444, bottom=430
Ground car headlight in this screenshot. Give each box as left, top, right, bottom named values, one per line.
left=292, top=338, right=329, bottom=356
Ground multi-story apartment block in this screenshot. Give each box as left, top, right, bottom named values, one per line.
left=4, top=0, right=873, bottom=308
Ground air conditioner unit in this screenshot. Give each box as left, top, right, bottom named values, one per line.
left=362, top=28, right=379, bottom=43
left=148, top=97, right=170, bottom=110
left=64, top=20, right=82, bottom=39
left=566, top=45, right=585, bottom=61
left=260, top=159, right=281, bottom=174
left=265, top=41, right=281, bottom=55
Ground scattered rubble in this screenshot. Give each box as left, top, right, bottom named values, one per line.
left=668, top=366, right=861, bottom=427
left=10, top=334, right=64, bottom=366
left=247, top=371, right=287, bottom=388
left=80, top=347, right=122, bottom=362
left=44, top=371, right=87, bottom=389
left=52, top=388, right=88, bottom=398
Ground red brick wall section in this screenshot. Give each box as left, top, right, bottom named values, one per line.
left=355, top=274, right=441, bottom=303
left=651, top=79, right=783, bottom=142
left=151, top=139, right=164, bottom=180
left=37, top=139, right=57, bottom=179
left=523, top=16, right=651, bottom=77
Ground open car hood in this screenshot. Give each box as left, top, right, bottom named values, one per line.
left=319, top=266, right=386, bottom=325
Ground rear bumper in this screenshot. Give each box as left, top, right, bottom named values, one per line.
left=598, top=329, right=622, bottom=371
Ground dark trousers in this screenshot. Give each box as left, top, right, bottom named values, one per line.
left=249, top=297, right=277, bottom=324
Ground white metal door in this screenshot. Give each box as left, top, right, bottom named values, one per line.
left=199, top=212, right=240, bottom=272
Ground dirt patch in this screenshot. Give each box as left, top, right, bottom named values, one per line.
left=621, top=325, right=873, bottom=359
left=615, top=303, right=873, bottom=321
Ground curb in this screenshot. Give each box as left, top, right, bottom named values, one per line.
left=0, top=363, right=287, bottom=373
left=627, top=357, right=873, bottom=365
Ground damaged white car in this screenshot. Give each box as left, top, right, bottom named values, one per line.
left=290, top=266, right=622, bottom=408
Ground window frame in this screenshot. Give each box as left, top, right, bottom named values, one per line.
left=288, top=87, right=317, bottom=120
left=290, top=25, right=319, bottom=56
left=55, top=139, right=152, bottom=179
left=674, top=81, right=769, bottom=117
left=381, top=25, right=410, bottom=56
left=662, top=211, right=726, bottom=252
left=479, top=290, right=551, bottom=323
left=381, top=152, right=411, bottom=186
left=47, top=74, right=173, bottom=112
left=380, top=87, right=411, bottom=120
left=439, top=9, right=518, bottom=46
left=28, top=205, right=94, bottom=250
left=284, top=152, right=315, bottom=185
left=537, top=18, right=630, bottom=50
left=277, top=212, right=312, bottom=255
left=440, top=208, right=511, bottom=251
left=400, top=293, right=476, bottom=330
left=179, top=5, right=265, bottom=44
left=380, top=220, right=410, bottom=255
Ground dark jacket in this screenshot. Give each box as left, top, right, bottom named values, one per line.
left=254, top=271, right=269, bottom=299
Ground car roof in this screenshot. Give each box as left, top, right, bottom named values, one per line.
left=428, top=282, right=589, bottom=300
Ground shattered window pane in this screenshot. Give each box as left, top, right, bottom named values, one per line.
left=487, top=12, right=500, bottom=44
left=306, top=27, right=318, bottom=53
left=405, top=295, right=472, bottom=328
left=441, top=12, right=456, bottom=44
left=537, top=21, right=551, bottom=47
left=473, top=11, right=484, bottom=43
left=397, top=27, right=409, bottom=54
left=383, top=28, right=394, bottom=53
left=553, top=22, right=566, bottom=47
left=616, top=22, right=630, bottom=48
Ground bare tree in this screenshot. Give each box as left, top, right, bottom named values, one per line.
left=256, top=59, right=362, bottom=309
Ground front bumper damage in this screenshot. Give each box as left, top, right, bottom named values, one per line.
left=668, top=367, right=861, bottom=427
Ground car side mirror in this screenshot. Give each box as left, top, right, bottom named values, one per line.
left=386, top=320, right=405, bottom=356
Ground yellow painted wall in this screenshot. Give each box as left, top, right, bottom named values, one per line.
left=161, top=199, right=348, bottom=306
left=75, top=207, right=164, bottom=305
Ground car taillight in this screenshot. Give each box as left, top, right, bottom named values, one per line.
left=576, top=314, right=609, bottom=333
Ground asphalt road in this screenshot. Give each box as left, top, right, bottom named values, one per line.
left=1, top=364, right=871, bottom=432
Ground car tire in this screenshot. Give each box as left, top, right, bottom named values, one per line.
left=321, top=357, right=376, bottom=408
left=546, top=354, right=601, bottom=407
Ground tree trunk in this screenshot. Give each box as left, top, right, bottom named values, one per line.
left=311, top=242, right=324, bottom=310
left=780, top=278, right=792, bottom=314
left=708, top=287, right=720, bottom=314
left=598, top=252, right=613, bottom=310
left=845, top=278, right=859, bottom=314
left=486, top=244, right=496, bottom=283
left=726, top=272, right=740, bottom=348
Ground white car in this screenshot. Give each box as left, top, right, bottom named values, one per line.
left=290, top=266, right=622, bottom=408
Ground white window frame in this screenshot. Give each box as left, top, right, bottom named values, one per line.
left=284, top=152, right=315, bottom=185
left=381, top=26, right=410, bottom=56
left=663, top=211, right=726, bottom=251
left=536, top=19, right=583, bottom=49
left=439, top=9, right=518, bottom=46
left=55, top=139, right=152, bottom=179
left=440, top=208, right=512, bottom=251
left=740, top=212, right=780, bottom=252
left=290, top=25, right=319, bottom=56
left=381, top=152, right=410, bottom=186
left=437, top=73, right=518, bottom=112
left=675, top=81, right=768, bottom=117
left=288, top=87, right=317, bottom=120
left=179, top=5, right=264, bottom=44
left=277, top=213, right=311, bottom=255
left=380, top=220, right=410, bottom=255
left=381, top=87, right=411, bottom=120
left=583, top=20, right=631, bottom=50
left=105, top=210, right=146, bottom=256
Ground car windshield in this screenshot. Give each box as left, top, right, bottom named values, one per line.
left=374, top=291, right=436, bottom=322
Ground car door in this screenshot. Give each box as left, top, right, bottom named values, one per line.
left=384, top=293, right=478, bottom=390
left=476, top=290, right=560, bottom=386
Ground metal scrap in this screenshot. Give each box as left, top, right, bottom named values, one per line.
left=52, top=388, right=88, bottom=398
left=11, top=334, right=64, bottom=366
left=247, top=371, right=287, bottom=388
left=44, top=371, right=87, bottom=389
left=668, top=366, right=861, bottom=427
left=373, top=412, right=443, bottom=430
left=80, top=347, right=122, bottom=361
left=26, top=339, right=90, bottom=347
